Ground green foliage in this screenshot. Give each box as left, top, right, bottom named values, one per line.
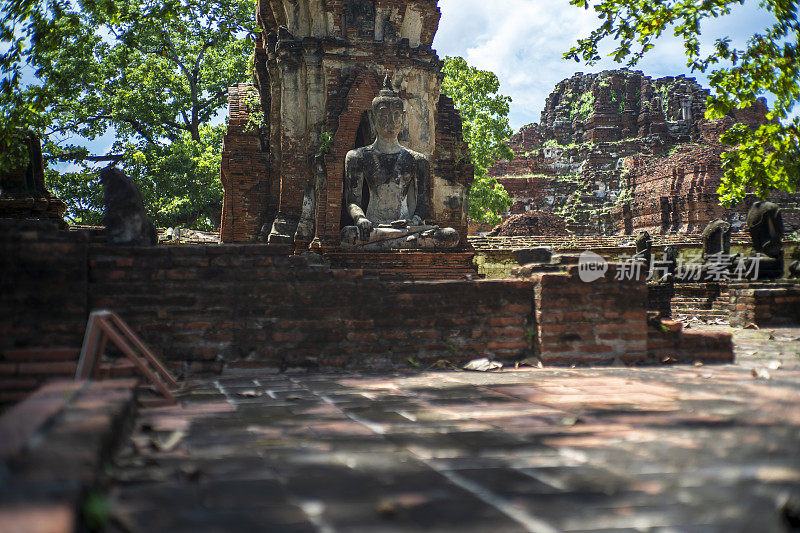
left=570, top=90, right=595, bottom=122
left=565, top=0, right=800, bottom=206
left=468, top=174, right=512, bottom=225
left=441, top=56, right=514, bottom=223
left=1, top=0, right=255, bottom=228
left=244, top=88, right=265, bottom=134
left=318, top=130, right=333, bottom=155
left=81, top=490, right=111, bottom=532
left=124, top=124, right=224, bottom=230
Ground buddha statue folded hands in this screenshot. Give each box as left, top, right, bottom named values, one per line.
left=340, top=75, right=459, bottom=250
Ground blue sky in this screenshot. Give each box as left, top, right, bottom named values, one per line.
left=433, top=0, right=776, bottom=131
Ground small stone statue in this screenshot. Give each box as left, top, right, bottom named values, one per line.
left=341, top=75, right=459, bottom=250
left=101, top=167, right=156, bottom=246
left=747, top=201, right=784, bottom=258
left=295, top=153, right=327, bottom=242
left=633, top=231, right=652, bottom=272
left=746, top=201, right=785, bottom=279
left=701, top=219, right=731, bottom=262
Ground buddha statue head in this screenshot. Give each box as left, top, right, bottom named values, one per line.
left=371, top=75, right=404, bottom=144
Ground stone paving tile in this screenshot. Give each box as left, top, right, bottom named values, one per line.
left=105, top=326, right=800, bottom=532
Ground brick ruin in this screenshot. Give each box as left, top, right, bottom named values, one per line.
left=220, top=0, right=474, bottom=255
left=3, top=6, right=797, bottom=415
left=2, top=218, right=740, bottom=406
left=486, top=69, right=800, bottom=237
left=0, top=131, right=67, bottom=229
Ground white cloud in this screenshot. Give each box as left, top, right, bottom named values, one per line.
left=434, top=0, right=775, bottom=130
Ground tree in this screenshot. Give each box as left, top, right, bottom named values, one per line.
left=565, top=0, right=800, bottom=207
left=1, top=0, right=255, bottom=228
left=441, top=56, right=514, bottom=224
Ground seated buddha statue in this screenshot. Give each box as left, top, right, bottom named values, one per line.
left=340, top=75, right=459, bottom=250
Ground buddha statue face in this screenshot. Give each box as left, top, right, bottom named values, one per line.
left=374, top=101, right=403, bottom=139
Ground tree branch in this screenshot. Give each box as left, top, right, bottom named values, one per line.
left=161, top=31, right=190, bottom=78
left=44, top=152, right=124, bottom=163
left=193, top=38, right=215, bottom=73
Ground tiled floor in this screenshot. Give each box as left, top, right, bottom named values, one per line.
left=107, top=327, right=800, bottom=532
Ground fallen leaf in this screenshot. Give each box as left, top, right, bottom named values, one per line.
left=429, top=359, right=459, bottom=370
left=744, top=323, right=759, bottom=330
left=376, top=498, right=398, bottom=517
left=766, top=360, right=783, bottom=370
left=237, top=390, right=263, bottom=398
left=463, top=357, right=503, bottom=372
left=151, top=430, right=186, bottom=452
left=751, top=368, right=772, bottom=380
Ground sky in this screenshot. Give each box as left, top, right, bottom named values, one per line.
left=432, top=0, right=776, bottom=131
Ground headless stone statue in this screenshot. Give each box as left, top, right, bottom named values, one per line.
left=745, top=201, right=785, bottom=279
left=341, top=75, right=459, bottom=250
left=101, top=167, right=156, bottom=246
left=747, top=201, right=784, bottom=259
left=701, top=219, right=731, bottom=262
left=633, top=230, right=652, bottom=272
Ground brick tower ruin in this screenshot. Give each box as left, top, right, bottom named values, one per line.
left=220, top=0, right=474, bottom=251
left=486, top=69, right=800, bottom=237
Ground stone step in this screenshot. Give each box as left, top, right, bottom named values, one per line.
left=0, top=348, right=81, bottom=407
left=0, top=379, right=138, bottom=530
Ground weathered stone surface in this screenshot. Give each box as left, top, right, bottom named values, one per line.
left=0, top=379, right=137, bottom=531
left=512, top=246, right=553, bottom=265
left=101, top=167, right=157, bottom=246
left=633, top=230, right=652, bottom=270
left=789, top=261, right=800, bottom=278
left=747, top=201, right=784, bottom=258
left=101, top=327, right=800, bottom=531
left=701, top=219, right=731, bottom=260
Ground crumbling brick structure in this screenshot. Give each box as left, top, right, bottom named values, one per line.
left=220, top=0, right=474, bottom=251
left=486, top=69, right=800, bottom=237
left=0, top=131, right=66, bottom=228
left=612, top=112, right=800, bottom=235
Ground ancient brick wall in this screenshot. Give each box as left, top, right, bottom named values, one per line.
left=728, top=282, right=800, bottom=327
left=87, top=246, right=532, bottom=371
left=0, top=221, right=88, bottom=350
left=484, top=69, right=800, bottom=238
left=646, top=282, right=673, bottom=318
left=432, top=95, right=474, bottom=241
left=0, top=221, right=89, bottom=404
left=219, top=84, right=271, bottom=243
left=647, top=327, right=732, bottom=363
left=528, top=264, right=649, bottom=364
left=487, top=212, right=568, bottom=236
left=2, top=220, right=741, bottom=407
